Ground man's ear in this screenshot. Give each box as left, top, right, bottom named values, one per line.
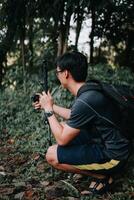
left=65, top=70, right=69, bottom=79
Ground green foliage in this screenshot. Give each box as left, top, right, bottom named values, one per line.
left=88, top=63, right=134, bottom=87
left=0, top=67, right=74, bottom=156
left=0, top=0, right=134, bottom=90
left=0, top=63, right=134, bottom=198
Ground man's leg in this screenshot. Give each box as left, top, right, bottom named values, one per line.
left=46, top=144, right=113, bottom=193
left=45, top=144, right=110, bottom=179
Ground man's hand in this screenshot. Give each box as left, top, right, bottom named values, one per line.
left=32, top=99, right=41, bottom=110
left=32, top=91, right=53, bottom=111
left=39, top=91, right=53, bottom=110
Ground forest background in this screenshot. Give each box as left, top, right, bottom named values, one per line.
left=0, top=0, right=134, bottom=199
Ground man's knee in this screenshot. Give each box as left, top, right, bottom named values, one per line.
left=45, top=145, right=58, bottom=165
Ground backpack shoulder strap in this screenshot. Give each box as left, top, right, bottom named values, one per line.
left=77, top=80, right=102, bottom=97
left=78, top=79, right=134, bottom=110
left=101, top=83, right=134, bottom=109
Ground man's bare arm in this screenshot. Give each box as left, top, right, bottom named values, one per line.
left=47, top=114, right=80, bottom=146
left=53, top=104, right=71, bottom=119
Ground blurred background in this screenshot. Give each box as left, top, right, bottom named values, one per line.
left=0, top=1, right=134, bottom=199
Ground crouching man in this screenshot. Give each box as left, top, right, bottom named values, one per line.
left=33, top=51, right=130, bottom=195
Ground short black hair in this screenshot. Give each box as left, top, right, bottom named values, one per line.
left=55, top=51, right=88, bottom=82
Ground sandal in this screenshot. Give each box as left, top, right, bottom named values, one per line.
left=89, top=176, right=113, bottom=195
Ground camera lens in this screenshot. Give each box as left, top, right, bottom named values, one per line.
left=31, top=94, right=40, bottom=102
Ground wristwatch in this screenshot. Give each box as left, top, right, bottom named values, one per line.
left=44, top=110, right=54, bottom=118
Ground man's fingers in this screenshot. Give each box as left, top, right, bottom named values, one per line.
left=34, top=104, right=41, bottom=109
left=48, top=90, right=52, bottom=98
left=36, top=93, right=41, bottom=97
left=33, top=102, right=41, bottom=108
left=42, top=91, right=47, bottom=95
left=42, top=90, right=51, bottom=95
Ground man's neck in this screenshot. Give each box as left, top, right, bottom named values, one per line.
left=67, top=81, right=85, bottom=96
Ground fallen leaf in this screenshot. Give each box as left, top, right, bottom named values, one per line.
left=24, top=190, right=34, bottom=198
left=7, top=154, right=28, bottom=166
left=7, top=138, right=15, bottom=144
left=129, top=192, right=134, bottom=198
left=32, top=153, right=40, bottom=161
left=24, top=189, right=39, bottom=200
left=0, top=147, right=14, bottom=154
left=40, top=181, right=50, bottom=187
left=80, top=190, right=90, bottom=195
left=14, top=192, right=25, bottom=199
left=36, top=163, right=45, bottom=173
left=0, top=171, right=6, bottom=176
left=0, top=186, right=14, bottom=195
left=0, top=166, right=5, bottom=171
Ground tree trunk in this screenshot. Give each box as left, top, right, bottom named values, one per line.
left=89, top=4, right=95, bottom=64
left=74, top=4, right=83, bottom=51
left=20, top=11, right=26, bottom=92
left=57, top=25, right=63, bottom=56
left=125, top=30, right=134, bottom=70
left=0, top=24, right=17, bottom=88
left=0, top=0, right=25, bottom=87
left=29, top=20, right=34, bottom=69
left=57, top=2, right=72, bottom=56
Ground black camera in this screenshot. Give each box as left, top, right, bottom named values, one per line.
left=31, top=94, right=40, bottom=102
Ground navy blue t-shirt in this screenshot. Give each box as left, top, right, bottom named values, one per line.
left=67, top=83, right=130, bottom=160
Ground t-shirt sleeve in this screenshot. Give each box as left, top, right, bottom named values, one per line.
left=66, top=99, right=96, bottom=129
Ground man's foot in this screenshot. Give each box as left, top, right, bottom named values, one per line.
left=88, top=176, right=113, bottom=195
